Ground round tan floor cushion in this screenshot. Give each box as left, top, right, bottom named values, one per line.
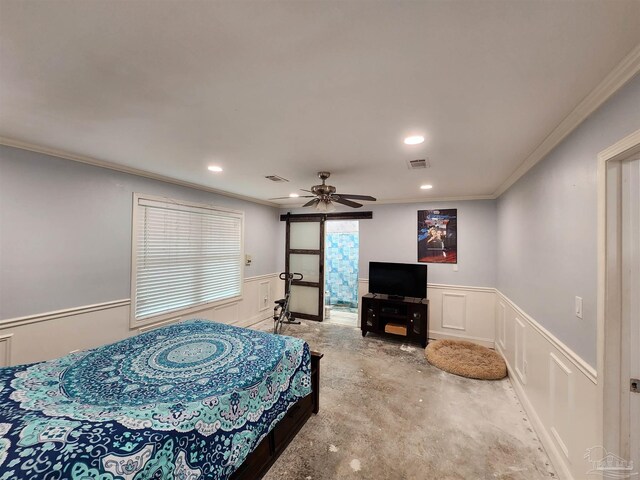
left=425, top=339, right=507, bottom=380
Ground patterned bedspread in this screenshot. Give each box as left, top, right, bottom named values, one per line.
left=0, top=320, right=311, bottom=479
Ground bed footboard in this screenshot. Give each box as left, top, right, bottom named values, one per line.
left=230, top=350, right=323, bottom=480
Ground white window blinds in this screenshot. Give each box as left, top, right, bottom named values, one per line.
left=132, top=195, right=243, bottom=322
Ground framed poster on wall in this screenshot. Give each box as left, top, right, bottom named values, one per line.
left=417, top=209, right=457, bottom=263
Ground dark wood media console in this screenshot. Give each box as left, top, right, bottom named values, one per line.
left=361, top=293, right=429, bottom=347
left=230, top=351, right=323, bottom=480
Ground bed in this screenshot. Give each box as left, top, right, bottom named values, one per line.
left=0, top=319, right=322, bottom=480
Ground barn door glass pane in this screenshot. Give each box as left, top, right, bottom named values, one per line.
left=290, top=222, right=320, bottom=250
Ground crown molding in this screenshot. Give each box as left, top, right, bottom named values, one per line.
left=0, top=137, right=497, bottom=207
left=494, top=42, right=640, bottom=198
left=373, top=194, right=495, bottom=204
left=276, top=194, right=495, bottom=210
left=3, top=43, right=638, bottom=205
left=0, top=137, right=280, bottom=208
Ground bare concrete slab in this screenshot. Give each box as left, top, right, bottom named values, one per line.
left=256, top=318, right=556, bottom=480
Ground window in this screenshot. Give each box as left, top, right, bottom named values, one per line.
left=131, top=194, right=244, bottom=325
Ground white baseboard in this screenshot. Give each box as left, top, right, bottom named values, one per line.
left=498, top=344, right=574, bottom=480
left=429, top=330, right=494, bottom=348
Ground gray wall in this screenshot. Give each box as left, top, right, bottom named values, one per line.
left=497, top=74, right=640, bottom=367
left=280, top=199, right=498, bottom=288
left=0, top=146, right=282, bottom=319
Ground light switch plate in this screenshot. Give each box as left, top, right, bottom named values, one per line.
left=575, top=296, right=583, bottom=319
left=453, top=264, right=459, bottom=272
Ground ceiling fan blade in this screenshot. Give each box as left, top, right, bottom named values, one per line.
left=334, top=194, right=376, bottom=201
left=300, top=189, right=314, bottom=193
left=302, top=198, right=320, bottom=208
left=332, top=197, right=363, bottom=208
left=268, top=195, right=316, bottom=200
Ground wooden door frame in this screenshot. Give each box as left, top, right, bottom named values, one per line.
left=282, top=211, right=372, bottom=322
left=280, top=212, right=373, bottom=222
left=597, top=128, right=640, bottom=458
left=284, top=216, right=325, bottom=321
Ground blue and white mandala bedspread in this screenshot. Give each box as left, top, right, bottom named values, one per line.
left=0, top=320, right=312, bottom=479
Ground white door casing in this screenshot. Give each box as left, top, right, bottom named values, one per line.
left=621, top=158, right=639, bottom=470
left=597, top=129, right=640, bottom=469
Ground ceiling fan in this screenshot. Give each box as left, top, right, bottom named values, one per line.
left=270, top=171, right=376, bottom=212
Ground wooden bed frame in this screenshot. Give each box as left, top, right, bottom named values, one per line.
left=230, top=351, right=323, bottom=480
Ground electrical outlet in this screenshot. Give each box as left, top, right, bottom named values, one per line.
left=575, top=296, right=583, bottom=319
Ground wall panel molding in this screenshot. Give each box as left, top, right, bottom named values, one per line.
left=515, top=317, right=527, bottom=384
left=358, top=280, right=495, bottom=346
left=0, top=334, right=13, bottom=367
left=0, top=299, right=131, bottom=330
left=497, top=301, right=506, bottom=350
left=497, top=290, right=599, bottom=480
left=258, top=281, right=271, bottom=312
left=549, top=352, right=574, bottom=460
left=441, top=293, right=467, bottom=331
left=0, top=274, right=280, bottom=366
left=496, top=290, right=597, bottom=383
left=426, top=283, right=495, bottom=293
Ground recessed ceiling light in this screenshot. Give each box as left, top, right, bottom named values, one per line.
left=207, top=165, right=223, bottom=172
left=420, top=184, right=433, bottom=190
left=289, top=193, right=300, bottom=198
left=404, top=135, right=425, bottom=145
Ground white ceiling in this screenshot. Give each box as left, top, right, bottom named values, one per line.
left=1, top=1, right=639, bottom=205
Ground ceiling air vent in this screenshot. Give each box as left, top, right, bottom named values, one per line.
left=265, top=175, right=289, bottom=182
left=407, top=159, right=430, bottom=170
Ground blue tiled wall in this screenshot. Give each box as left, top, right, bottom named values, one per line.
left=325, top=232, right=359, bottom=307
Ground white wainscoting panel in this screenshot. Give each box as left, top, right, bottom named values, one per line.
left=138, top=316, right=183, bottom=333
left=428, top=284, right=495, bottom=347
left=357, top=280, right=495, bottom=347
left=0, top=273, right=280, bottom=366
left=497, top=300, right=506, bottom=350
left=441, top=293, right=467, bottom=331
left=2, top=275, right=603, bottom=480
left=210, top=302, right=241, bottom=324
left=515, top=317, right=527, bottom=384
left=0, top=334, right=13, bottom=367
left=258, top=281, right=271, bottom=312
left=496, top=290, right=599, bottom=480
left=549, top=353, right=573, bottom=460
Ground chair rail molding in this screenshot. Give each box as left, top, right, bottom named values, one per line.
left=0, top=273, right=281, bottom=367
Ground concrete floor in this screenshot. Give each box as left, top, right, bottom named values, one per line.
left=256, top=318, right=557, bottom=480
left=325, top=309, right=358, bottom=327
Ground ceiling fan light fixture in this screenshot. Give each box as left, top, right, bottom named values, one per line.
left=420, top=184, right=433, bottom=190
left=207, top=165, right=223, bottom=173
left=315, top=199, right=336, bottom=213
left=404, top=135, right=425, bottom=145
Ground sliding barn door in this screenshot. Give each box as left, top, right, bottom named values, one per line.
left=285, top=216, right=325, bottom=322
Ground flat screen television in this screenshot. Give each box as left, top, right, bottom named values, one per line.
left=368, top=262, right=427, bottom=299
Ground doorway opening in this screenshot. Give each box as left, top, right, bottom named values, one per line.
left=324, top=220, right=359, bottom=327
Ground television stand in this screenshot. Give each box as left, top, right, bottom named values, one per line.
left=386, top=294, right=405, bottom=301
left=361, top=293, right=429, bottom=348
